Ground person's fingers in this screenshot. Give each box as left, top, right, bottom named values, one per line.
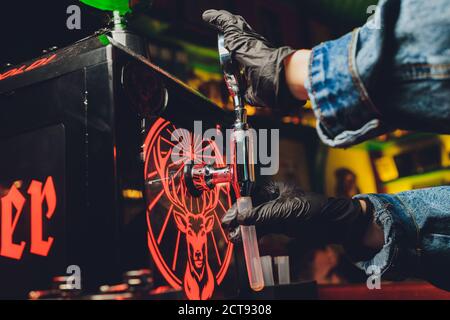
left=202, top=9, right=236, bottom=31
left=244, top=87, right=263, bottom=108
left=227, top=226, right=242, bottom=243
left=203, top=10, right=257, bottom=35
left=202, top=9, right=220, bottom=28
left=221, top=203, right=238, bottom=230
left=236, top=207, right=257, bottom=226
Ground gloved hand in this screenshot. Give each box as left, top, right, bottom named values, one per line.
left=222, top=182, right=373, bottom=249
left=202, top=9, right=300, bottom=109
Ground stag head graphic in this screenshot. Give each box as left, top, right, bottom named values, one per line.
left=153, top=137, right=219, bottom=300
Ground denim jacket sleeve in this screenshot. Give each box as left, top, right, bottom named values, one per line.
left=305, top=0, right=450, bottom=148
left=354, top=187, right=450, bottom=290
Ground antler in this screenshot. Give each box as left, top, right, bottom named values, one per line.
left=201, top=187, right=219, bottom=216
left=154, top=138, right=189, bottom=215
left=154, top=134, right=221, bottom=217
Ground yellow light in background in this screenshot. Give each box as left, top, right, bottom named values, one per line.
left=246, top=105, right=256, bottom=116
left=13, top=180, right=23, bottom=188
left=324, top=147, right=378, bottom=196
left=122, top=189, right=143, bottom=200
left=303, top=100, right=312, bottom=109
left=282, top=116, right=292, bottom=124
left=374, top=156, right=399, bottom=182
left=392, top=130, right=408, bottom=138
left=384, top=170, right=450, bottom=193
left=193, top=69, right=222, bottom=82
left=441, top=135, right=450, bottom=167
left=301, top=114, right=316, bottom=128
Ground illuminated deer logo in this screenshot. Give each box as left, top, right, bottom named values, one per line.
left=154, top=137, right=219, bottom=300
left=173, top=211, right=215, bottom=300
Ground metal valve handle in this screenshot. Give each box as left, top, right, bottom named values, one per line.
left=217, top=33, right=264, bottom=292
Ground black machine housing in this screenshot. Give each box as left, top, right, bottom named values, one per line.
left=0, top=33, right=236, bottom=298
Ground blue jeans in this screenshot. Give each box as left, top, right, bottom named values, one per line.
left=305, top=0, right=450, bottom=289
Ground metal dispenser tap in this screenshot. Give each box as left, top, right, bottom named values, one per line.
left=183, top=34, right=265, bottom=291
left=217, top=33, right=264, bottom=292
left=217, top=34, right=254, bottom=196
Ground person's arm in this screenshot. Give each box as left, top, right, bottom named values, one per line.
left=223, top=184, right=450, bottom=290
left=299, top=0, right=450, bottom=147
left=283, top=50, right=311, bottom=101
left=354, top=187, right=450, bottom=291
left=204, top=1, right=450, bottom=148
left=221, top=182, right=379, bottom=253
left=361, top=211, right=385, bottom=251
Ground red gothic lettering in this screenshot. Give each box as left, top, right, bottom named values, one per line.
left=28, top=177, right=56, bottom=256
left=0, top=185, right=26, bottom=260
left=24, top=54, right=57, bottom=72
left=0, top=54, right=57, bottom=82
left=0, top=177, right=57, bottom=260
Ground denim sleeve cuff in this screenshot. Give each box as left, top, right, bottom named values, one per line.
left=305, top=29, right=388, bottom=148
left=353, top=193, right=422, bottom=280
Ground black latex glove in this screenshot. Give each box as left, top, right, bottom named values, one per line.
left=202, top=9, right=300, bottom=109
left=222, top=182, right=373, bottom=249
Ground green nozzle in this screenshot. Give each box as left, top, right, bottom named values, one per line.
left=80, top=0, right=131, bottom=15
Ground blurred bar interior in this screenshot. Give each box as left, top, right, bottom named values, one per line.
left=0, top=0, right=449, bottom=300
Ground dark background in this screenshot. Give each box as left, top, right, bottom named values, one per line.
left=0, top=0, right=396, bottom=292
left=1, top=0, right=449, bottom=295
left=0, top=0, right=376, bottom=67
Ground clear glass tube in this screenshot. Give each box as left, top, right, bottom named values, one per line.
left=238, top=197, right=264, bottom=291
left=260, top=255, right=275, bottom=286
left=274, top=256, right=291, bottom=285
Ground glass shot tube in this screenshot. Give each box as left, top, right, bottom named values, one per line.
left=274, top=256, right=291, bottom=285
left=260, top=255, right=275, bottom=286
left=237, top=197, right=264, bottom=291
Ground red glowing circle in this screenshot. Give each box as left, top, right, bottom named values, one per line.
left=144, top=118, right=234, bottom=300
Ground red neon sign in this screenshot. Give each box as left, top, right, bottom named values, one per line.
left=0, top=176, right=57, bottom=260
left=144, top=118, right=234, bottom=300
left=0, top=54, right=57, bottom=82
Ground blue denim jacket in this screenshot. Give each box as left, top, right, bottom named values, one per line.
left=305, top=0, right=450, bottom=290
left=355, top=189, right=450, bottom=290
left=306, top=0, right=450, bottom=148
